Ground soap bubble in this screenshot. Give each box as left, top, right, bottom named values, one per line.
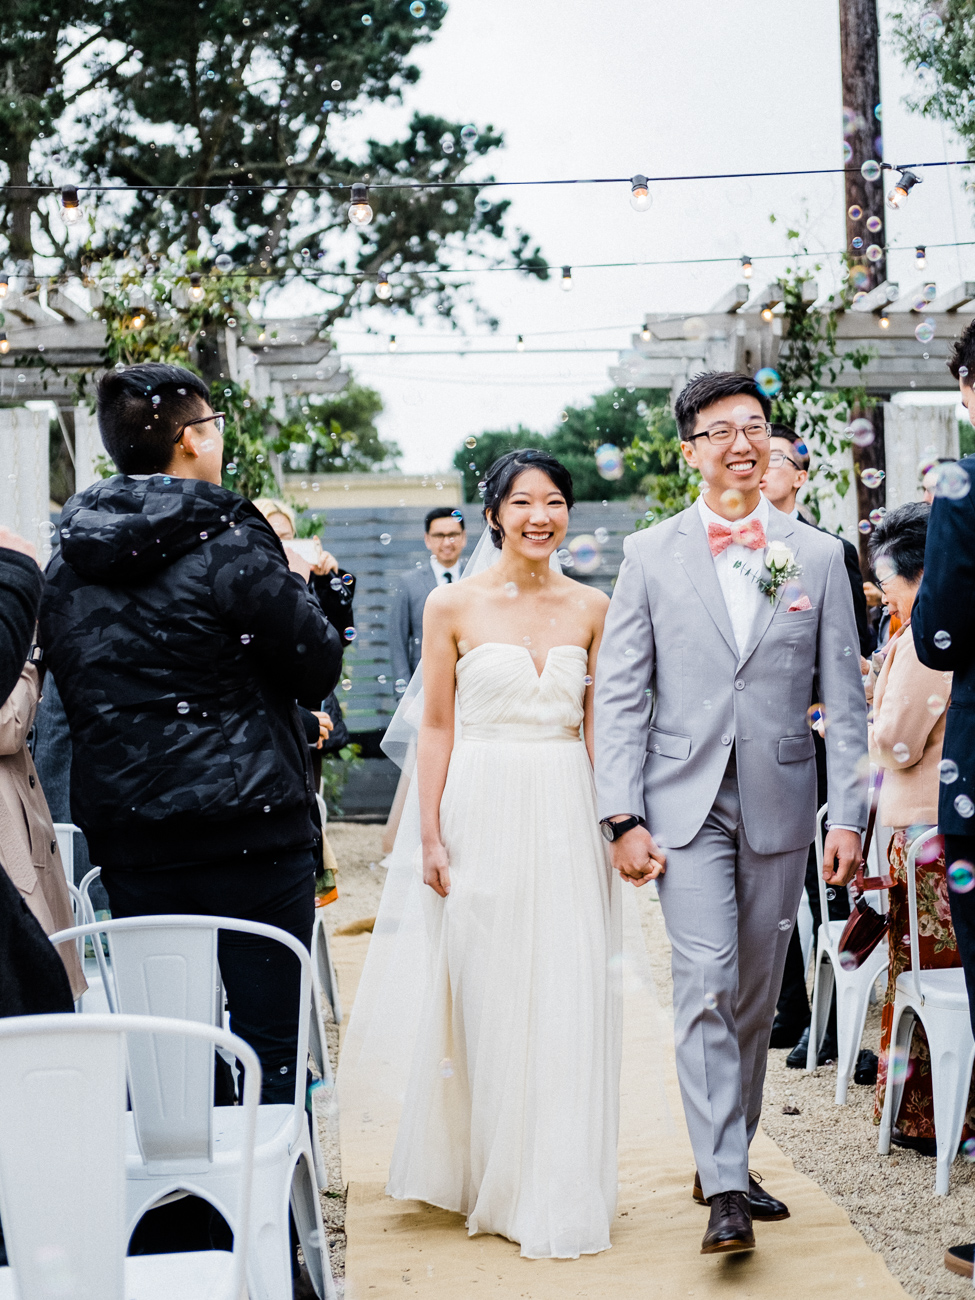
left=754, top=367, right=783, bottom=396
left=934, top=629, right=952, bottom=650
left=464, top=436, right=477, bottom=449
left=177, top=701, right=190, bottom=715
left=720, top=488, right=746, bottom=518
left=594, top=527, right=610, bottom=544
left=919, top=10, right=945, bottom=38
left=838, top=950, right=859, bottom=971
left=331, top=79, right=341, bottom=90
left=394, top=678, right=407, bottom=694
left=38, top=520, right=56, bottom=539
left=624, top=648, right=638, bottom=661
left=409, top=0, right=425, bottom=14
left=568, top=535, right=601, bottom=575
left=915, top=319, right=936, bottom=344
left=938, top=758, right=959, bottom=783
left=861, top=159, right=882, bottom=182
left=377, top=674, right=386, bottom=684
left=866, top=214, right=883, bottom=233
left=949, top=861, right=975, bottom=893
left=440, top=133, right=455, bottom=153
left=933, top=463, right=970, bottom=499
left=869, top=508, right=886, bottom=525
left=960, top=366, right=970, bottom=378
left=851, top=237, right=864, bottom=251
left=240, top=633, right=252, bottom=645
left=858, top=520, right=872, bottom=535
left=843, top=141, right=853, bottom=163
left=504, top=582, right=518, bottom=598
left=850, top=266, right=870, bottom=290
left=474, top=194, right=492, bottom=213
left=962, top=1136, right=975, bottom=1160
left=860, top=468, right=885, bottom=489
left=556, top=548, right=573, bottom=567
left=460, top=125, right=479, bottom=147
left=584, top=675, right=593, bottom=686
left=927, top=694, right=946, bottom=717
left=344, top=628, right=356, bottom=641
left=889, top=1045, right=912, bottom=1084
left=826, top=888, right=836, bottom=901
left=438, top=1058, right=454, bottom=1079
left=777, top=919, right=791, bottom=932
left=214, top=253, right=233, bottom=272
left=893, top=742, right=911, bottom=763
left=956, top=794, right=975, bottom=819
left=848, top=417, right=875, bottom=447
left=866, top=244, right=883, bottom=262
left=848, top=204, right=863, bottom=221
left=341, top=678, right=352, bottom=692
left=703, top=992, right=718, bottom=1010
left=595, top=443, right=624, bottom=480
left=379, top=532, right=391, bottom=545
left=361, top=12, right=372, bottom=22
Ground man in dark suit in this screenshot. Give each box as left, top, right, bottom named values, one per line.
left=388, top=507, right=466, bottom=688
left=913, top=320, right=975, bottom=1283
left=760, top=425, right=871, bottom=1056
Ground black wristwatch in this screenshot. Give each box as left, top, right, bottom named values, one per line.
left=600, top=815, right=643, bottom=843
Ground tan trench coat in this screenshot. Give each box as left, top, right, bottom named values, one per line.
left=0, top=664, right=86, bottom=998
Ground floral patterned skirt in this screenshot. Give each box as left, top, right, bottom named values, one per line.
left=873, top=830, right=975, bottom=1138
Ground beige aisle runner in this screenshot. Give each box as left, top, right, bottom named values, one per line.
left=333, top=910, right=907, bottom=1300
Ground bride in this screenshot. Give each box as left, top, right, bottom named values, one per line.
left=382, top=448, right=623, bottom=1259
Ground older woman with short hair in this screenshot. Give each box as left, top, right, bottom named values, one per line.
left=867, top=501, right=971, bottom=1152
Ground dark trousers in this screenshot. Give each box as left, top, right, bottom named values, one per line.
left=774, top=840, right=852, bottom=1031
left=101, top=846, right=317, bottom=1104
left=945, top=835, right=975, bottom=1040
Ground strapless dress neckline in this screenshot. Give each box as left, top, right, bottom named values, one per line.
left=459, top=641, right=587, bottom=681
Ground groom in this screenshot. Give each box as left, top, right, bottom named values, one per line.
left=595, top=371, right=867, bottom=1255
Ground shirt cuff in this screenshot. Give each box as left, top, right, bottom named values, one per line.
left=826, top=823, right=863, bottom=835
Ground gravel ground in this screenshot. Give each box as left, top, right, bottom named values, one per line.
left=633, top=880, right=975, bottom=1300
left=322, top=825, right=975, bottom=1297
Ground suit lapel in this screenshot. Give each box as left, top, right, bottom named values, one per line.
left=736, top=507, right=801, bottom=668
left=675, top=509, right=739, bottom=659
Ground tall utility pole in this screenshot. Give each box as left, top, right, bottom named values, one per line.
left=839, top=0, right=887, bottom=564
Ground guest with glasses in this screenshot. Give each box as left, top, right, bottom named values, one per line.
left=389, top=507, right=467, bottom=692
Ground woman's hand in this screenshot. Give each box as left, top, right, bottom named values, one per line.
left=311, top=710, right=333, bottom=750
left=422, top=842, right=451, bottom=897
left=283, top=544, right=312, bottom=582
left=310, top=548, right=340, bottom=575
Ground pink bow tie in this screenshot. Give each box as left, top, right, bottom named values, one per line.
left=707, top=518, right=767, bottom=557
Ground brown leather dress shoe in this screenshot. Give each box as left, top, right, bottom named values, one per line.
left=700, top=1190, right=755, bottom=1254
left=693, top=1169, right=790, bottom=1221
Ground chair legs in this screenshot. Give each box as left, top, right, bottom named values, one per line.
left=877, top=1002, right=913, bottom=1157
left=290, top=1152, right=337, bottom=1300
left=927, top=1018, right=975, bottom=1196
left=807, top=944, right=834, bottom=1072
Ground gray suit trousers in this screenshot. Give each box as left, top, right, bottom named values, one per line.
left=655, top=759, right=807, bottom=1198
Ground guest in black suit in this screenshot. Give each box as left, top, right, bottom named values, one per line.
left=913, top=320, right=975, bottom=1283
left=760, top=425, right=870, bottom=1056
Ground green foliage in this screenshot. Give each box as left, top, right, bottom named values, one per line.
left=281, top=380, right=399, bottom=475
left=453, top=389, right=666, bottom=502
left=320, top=744, right=363, bottom=819
left=889, top=5, right=975, bottom=185
left=961, top=418, right=975, bottom=458
left=625, top=401, right=701, bottom=524
left=2, top=4, right=547, bottom=328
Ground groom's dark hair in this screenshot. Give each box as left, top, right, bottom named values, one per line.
left=673, top=371, right=771, bottom=442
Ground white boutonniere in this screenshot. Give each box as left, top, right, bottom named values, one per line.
left=734, top=542, right=804, bottom=605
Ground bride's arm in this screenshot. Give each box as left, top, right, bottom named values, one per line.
left=583, top=589, right=610, bottom=765
left=417, top=592, right=459, bottom=898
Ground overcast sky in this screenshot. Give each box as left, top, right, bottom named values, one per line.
left=324, top=0, right=972, bottom=473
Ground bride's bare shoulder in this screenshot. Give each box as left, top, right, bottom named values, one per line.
left=556, top=573, right=609, bottom=611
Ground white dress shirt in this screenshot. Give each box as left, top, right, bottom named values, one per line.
left=696, top=492, right=770, bottom=656
left=430, top=556, right=462, bottom=586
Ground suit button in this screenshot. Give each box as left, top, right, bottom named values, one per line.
left=721, top=734, right=732, bottom=745
left=735, top=679, right=745, bottom=690
left=29, top=774, right=35, bottom=788
left=653, top=744, right=661, bottom=754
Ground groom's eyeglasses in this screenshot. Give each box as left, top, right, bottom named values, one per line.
left=767, top=450, right=803, bottom=470
left=687, top=422, right=772, bottom=447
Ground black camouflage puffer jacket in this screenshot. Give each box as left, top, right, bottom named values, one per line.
left=38, top=475, right=343, bottom=870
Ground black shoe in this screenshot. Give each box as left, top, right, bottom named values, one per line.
left=785, top=1026, right=838, bottom=1068
left=854, top=1048, right=878, bottom=1086
left=769, top=1015, right=810, bottom=1050
left=946, top=1243, right=975, bottom=1279
left=891, top=1126, right=938, bottom=1158
left=693, top=1170, right=789, bottom=1221
left=700, top=1190, right=755, bottom=1254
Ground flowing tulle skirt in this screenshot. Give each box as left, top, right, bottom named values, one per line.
left=386, top=733, right=622, bottom=1259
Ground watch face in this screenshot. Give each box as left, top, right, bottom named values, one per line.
left=600, top=822, right=616, bottom=843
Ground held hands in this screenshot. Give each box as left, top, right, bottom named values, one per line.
left=609, top=823, right=666, bottom=887
left=422, top=841, right=452, bottom=898
left=822, top=827, right=862, bottom=887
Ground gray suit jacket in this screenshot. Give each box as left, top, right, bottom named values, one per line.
left=595, top=502, right=868, bottom=856
left=389, top=563, right=437, bottom=686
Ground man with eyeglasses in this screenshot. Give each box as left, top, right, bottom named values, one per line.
left=596, top=371, right=867, bottom=1257
left=39, top=362, right=343, bottom=1112
left=389, top=507, right=467, bottom=690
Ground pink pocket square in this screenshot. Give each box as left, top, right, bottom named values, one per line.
left=787, top=595, right=812, bottom=612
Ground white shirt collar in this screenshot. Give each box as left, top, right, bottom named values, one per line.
left=696, top=490, right=769, bottom=532
left=430, top=555, right=461, bottom=582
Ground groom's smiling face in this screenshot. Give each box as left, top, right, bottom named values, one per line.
left=680, top=393, right=771, bottom=502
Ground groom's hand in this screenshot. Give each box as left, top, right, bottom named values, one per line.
left=610, top=823, right=666, bottom=887
left=822, top=827, right=862, bottom=887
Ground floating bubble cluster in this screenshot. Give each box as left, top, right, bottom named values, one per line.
left=569, top=535, right=601, bottom=575
left=595, top=444, right=624, bottom=480
left=860, top=468, right=885, bottom=489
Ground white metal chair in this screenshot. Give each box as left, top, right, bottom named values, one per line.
left=806, top=804, right=889, bottom=1102
left=877, top=827, right=975, bottom=1195
left=313, top=794, right=342, bottom=1027
left=53, top=820, right=82, bottom=887
left=0, top=1012, right=259, bottom=1300
left=50, top=915, right=337, bottom=1299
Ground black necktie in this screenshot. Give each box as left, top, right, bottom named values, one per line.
left=443, top=572, right=452, bottom=584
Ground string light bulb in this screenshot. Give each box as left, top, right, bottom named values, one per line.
left=915, top=245, right=927, bottom=269
left=629, top=174, right=651, bottom=212
left=375, top=272, right=392, bottom=300
left=878, top=312, right=890, bottom=329
left=0, top=273, right=8, bottom=299
left=0, top=332, right=8, bottom=354
left=640, top=324, right=651, bottom=342
left=516, top=334, right=525, bottom=351
left=761, top=306, right=774, bottom=322
left=188, top=272, right=205, bottom=302
left=131, top=313, right=146, bottom=330
left=61, top=185, right=81, bottom=225
left=388, top=334, right=397, bottom=352
left=561, top=265, right=573, bottom=292
left=740, top=255, right=753, bottom=279
left=886, top=168, right=922, bottom=210
left=348, top=183, right=374, bottom=227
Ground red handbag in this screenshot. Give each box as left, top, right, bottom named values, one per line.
left=837, top=771, right=891, bottom=970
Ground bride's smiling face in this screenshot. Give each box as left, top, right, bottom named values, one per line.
left=489, top=468, right=570, bottom=560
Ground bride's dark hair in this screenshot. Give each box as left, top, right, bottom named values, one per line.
left=482, top=448, right=575, bottom=549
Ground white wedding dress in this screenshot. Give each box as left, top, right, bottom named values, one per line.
left=385, top=641, right=622, bottom=1259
